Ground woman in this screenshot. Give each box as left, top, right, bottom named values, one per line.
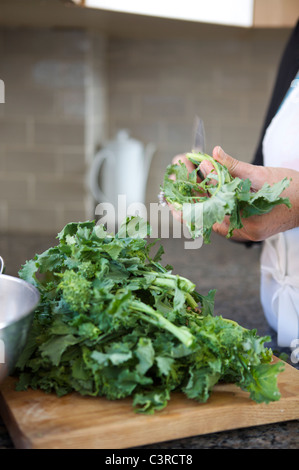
left=173, top=20, right=299, bottom=348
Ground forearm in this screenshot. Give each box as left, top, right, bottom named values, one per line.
left=255, top=166, right=299, bottom=235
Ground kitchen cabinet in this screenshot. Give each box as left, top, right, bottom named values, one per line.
left=73, top=0, right=299, bottom=28
left=253, top=0, right=299, bottom=27
left=0, top=0, right=297, bottom=33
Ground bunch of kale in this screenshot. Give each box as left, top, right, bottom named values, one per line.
left=162, top=151, right=291, bottom=244
left=15, top=217, right=283, bottom=413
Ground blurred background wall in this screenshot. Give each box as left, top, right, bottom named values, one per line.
left=0, top=0, right=293, bottom=233
left=0, top=28, right=107, bottom=232
left=107, top=29, right=290, bottom=204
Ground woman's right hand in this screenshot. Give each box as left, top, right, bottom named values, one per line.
left=170, top=147, right=299, bottom=242
left=171, top=153, right=197, bottom=174
left=208, top=146, right=299, bottom=242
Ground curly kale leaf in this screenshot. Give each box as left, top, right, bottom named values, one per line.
left=162, top=151, right=291, bottom=243
left=16, top=217, right=284, bottom=413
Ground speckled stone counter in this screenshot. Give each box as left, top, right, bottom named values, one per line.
left=0, top=231, right=298, bottom=449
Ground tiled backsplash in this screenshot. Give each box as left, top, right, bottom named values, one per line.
left=0, top=28, right=107, bottom=233
left=0, top=26, right=290, bottom=233
left=107, top=29, right=290, bottom=205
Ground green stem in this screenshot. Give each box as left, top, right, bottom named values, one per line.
left=148, top=282, right=198, bottom=310
left=152, top=273, right=195, bottom=293
left=186, top=152, right=223, bottom=196
left=185, top=292, right=199, bottom=309
left=173, top=178, right=207, bottom=196
left=130, top=300, right=195, bottom=347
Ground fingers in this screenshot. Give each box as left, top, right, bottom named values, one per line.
left=212, top=146, right=253, bottom=180
left=199, top=160, right=217, bottom=186
left=199, top=160, right=214, bottom=178
left=168, top=202, right=183, bottom=222
left=212, top=145, right=271, bottom=192
left=172, top=153, right=196, bottom=174
left=212, top=146, right=241, bottom=177
left=213, top=220, right=249, bottom=242
left=199, top=147, right=245, bottom=183
left=212, top=218, right=230, bottom=238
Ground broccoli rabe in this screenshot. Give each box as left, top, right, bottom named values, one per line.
left=161, top=151, right=291, bottom=244
left=15, top=217, right=284, bottom=413
left=58, top=270, right=91, bottom=313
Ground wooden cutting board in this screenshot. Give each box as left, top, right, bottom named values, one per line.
left=0, top=357, right=298, bottom=449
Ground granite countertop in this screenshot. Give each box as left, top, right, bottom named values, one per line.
left=0, top=231, right=298, bottom=449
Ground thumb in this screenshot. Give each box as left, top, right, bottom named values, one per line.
left=212, top=146, right=253, bottom=180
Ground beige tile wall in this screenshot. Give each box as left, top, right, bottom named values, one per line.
left=0, top=25, right=291, bottom=234
left=0, top=28, right=107, bottom=234
left=107, top=28, right=290, bottom=206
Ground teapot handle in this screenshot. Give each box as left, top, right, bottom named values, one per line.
left=88, top=149, right=115, bottom=203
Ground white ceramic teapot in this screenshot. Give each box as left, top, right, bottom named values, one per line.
left=88, top=130, right=155, bottom=208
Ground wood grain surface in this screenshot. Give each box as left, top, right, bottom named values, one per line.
left=0, top=357, right=298, bottom=449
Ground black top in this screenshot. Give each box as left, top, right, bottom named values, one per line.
left=240, top=20, right=299, bottom=248
left=252, top=19, right=299, bottom=166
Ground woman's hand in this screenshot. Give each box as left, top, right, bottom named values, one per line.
left=205, top=146, right=299, bottom=242
left=170, top=147, right=299, bottom=242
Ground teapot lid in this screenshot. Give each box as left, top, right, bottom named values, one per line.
left=113, top=129, right=142, bottom=150
left=116, top=129, right=130, bottom=141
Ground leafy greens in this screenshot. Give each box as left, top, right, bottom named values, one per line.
left=15, top=217, right=284, bottom=414
left=161, top=151, right=291, bottom=244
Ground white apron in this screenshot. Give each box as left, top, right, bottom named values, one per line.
left=260, top=73, right=299, bottom=347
